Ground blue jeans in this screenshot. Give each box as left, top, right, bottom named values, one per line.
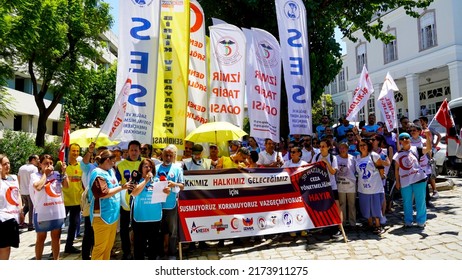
left=400, top=181, right=427, bottom=225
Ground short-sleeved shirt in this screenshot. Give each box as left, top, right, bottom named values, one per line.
left=336, top=155, right=357, bottom=193
left=18, top=164, right=37, bottom=195
left=393, top=146, right=427, bottom=187
left=256, top=150, right=284, bottom=166
left=63, top=162, right=83, bottom=206
left=355, top=152, right=383, bottom=194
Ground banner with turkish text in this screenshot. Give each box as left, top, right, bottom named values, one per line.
left=209, top=23, right=246, bottom=127
left=178, top=162, right=339, bottom=242
left=99, top=77, right=131, bottom=140
left=153, top=0, right=190, bottom=149
left=346, top=64, right=374, bottom=121
left=378, top=72, right=398, bottom=132
left=244, top=28, right=281, bottom=142
left=275, top=0, right=312, bottom=135
left=186, top=0, right=209, bottom=134
left=116, top=0, right=160, bottom=143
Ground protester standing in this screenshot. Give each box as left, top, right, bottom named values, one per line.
left=0, top=154, right=24, bottom=259
left=17, top=154, right=39, bottom=231
left=31, top=154, right=67, bottom=260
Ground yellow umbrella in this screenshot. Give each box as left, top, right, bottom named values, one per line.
left=185, top=121, right=247, bottom=144
left=70, top=128, right=119, bottom=148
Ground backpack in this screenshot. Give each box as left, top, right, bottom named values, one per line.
left=315, top=152, right=334, bottom=163
left=80, top=188, right=91, bottom=217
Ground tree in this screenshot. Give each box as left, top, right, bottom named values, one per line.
left=64, top=63, right=117, bottom=128
left=197, top=0, right=433, bottom=136
left=0, top=1, right=15, bottom=124
left=311, top=94, right=334, bottom=127
left=1, top=0, right=112, bottom=147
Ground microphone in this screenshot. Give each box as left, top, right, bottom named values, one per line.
left=127, top=170, right=142, bottom=194
left=129, top=170, right=142, bottom=185
left=123, top=170, right=131, bottom=183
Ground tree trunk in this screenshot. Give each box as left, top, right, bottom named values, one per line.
left=35, top=112, right=48, bottom=147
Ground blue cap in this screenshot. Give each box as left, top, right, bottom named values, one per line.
left=399, top=132, right=410, bottom=140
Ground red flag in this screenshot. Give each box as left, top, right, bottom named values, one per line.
left=434, top=98, right=460, bottom=144
left=59, top=112, right=70, bottom=163
left=434, top=99, right=455, bottom=130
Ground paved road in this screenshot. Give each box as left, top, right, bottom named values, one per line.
left=9, top=177, right=462, bottom=260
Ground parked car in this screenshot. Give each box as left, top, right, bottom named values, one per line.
left=431, top=97, right=462, bottom=177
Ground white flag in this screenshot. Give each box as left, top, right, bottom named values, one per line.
left=99, top=78, right=131, bottom=140
left=245, top=27, right=282, bottom=142
left=378, top=72, right=399, bottom=132
left=275, top=0, right=312, bottom=135
left=346, top=64, right=374, bottom=121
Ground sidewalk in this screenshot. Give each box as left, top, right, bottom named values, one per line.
left=9, top=178, right=462, bottom=260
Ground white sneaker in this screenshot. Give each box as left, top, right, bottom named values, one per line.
left=432, top=191, right=439, bottom=199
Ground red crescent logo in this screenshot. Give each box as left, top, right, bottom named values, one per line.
left=225, top=46, right=232, bottom=56
left=230, top=217, right=239, bottom=230
left=398, top=155, right=412, bottom=171
left=190, top=3, right=203, bottom=33
left=5, top=187, right=19, bottom=206
left=264, top=49, right=270, bottom=59
left=44, top=179, right=62, bottom=198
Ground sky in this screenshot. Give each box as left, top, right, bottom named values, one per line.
left=104, top=0, right=346, bottom=55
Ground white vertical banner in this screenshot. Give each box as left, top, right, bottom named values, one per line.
left=116, top=0, right=161, bottom=143
left=99, top=77, right=132, bottom=139
left=209, top=23, right=246, bottom=127
left=275, top=0, right=312, bottom=135
left=378, top=72, right=399, bottom=132
left=186, top=0, right=208, bottom=134
left=244, top=28, right=281, bottom=142
left=346, top=64, right=374, bottom=121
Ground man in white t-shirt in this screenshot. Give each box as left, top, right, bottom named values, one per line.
left=256, top=138, right=284, bottom=167
left=17, top=154, right=39, bottom=230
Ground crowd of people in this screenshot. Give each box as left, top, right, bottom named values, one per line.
left=0, top=113, right=442, bottom=260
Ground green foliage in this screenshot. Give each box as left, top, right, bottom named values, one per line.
left=0, top=130, right=43, bottom=174
left=0, top=0, right=113, bottom=147
left=64, top=63, right=117, bottom=128
left=311, top=94, right=334, bottom=128
left=198, top=0, right=433, bottom=131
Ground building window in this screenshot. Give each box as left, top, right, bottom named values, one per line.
left=15, top=77, right=25, bottom=92
left=356, top=43, right=367, bottom=74
left=419, top=10, right=437, bottom=51
left=367, top=94, right=375, bottom=114
left=338, top=69, right=346, bottom=92
left=419, top=90, right=427, bottom=101
left=333, top=103, right=339, bottom=121
left=52, top=121, right=58, bottom=136
left=359, top=107, right=365, bottom=121
left=395, top=91, right=404, bottom=102
left=383, top=29, right=397, bottom=64
left=330, top=77, right=338, bottom=94
left=340, top=101, right=346, bottom=117
left=324, top=85, right=330, bottom=94
left=444, top=86, right=450, bottom=96
left=13, top=115, right=22, bottom=131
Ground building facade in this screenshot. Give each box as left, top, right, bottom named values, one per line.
left=327, top=0, right=462, bottom=124
left=0, top=30, right=118, bottom=140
